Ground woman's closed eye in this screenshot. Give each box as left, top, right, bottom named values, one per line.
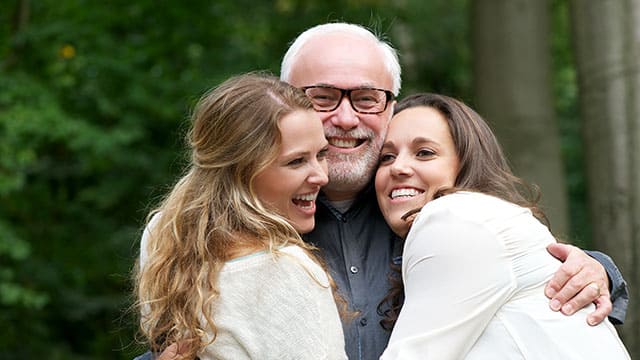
left=317, top=147, right=329, bottom=160
left=287, top=148, right=328, bottom=167
left=379, top=153, right=397, bottom=165
left=416, top=148, right=436, bottom=158
left=286, top=157, right=305, bottom=166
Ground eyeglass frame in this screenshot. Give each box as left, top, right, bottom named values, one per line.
left=301, top=85, right=395, bottom=115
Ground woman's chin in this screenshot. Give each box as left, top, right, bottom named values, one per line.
left=294, top=220, right=315, bottom=235
left=389, top=219, right=410, bottom=238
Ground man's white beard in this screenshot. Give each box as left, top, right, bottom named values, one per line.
left=325, top=141, right=380, bottom=195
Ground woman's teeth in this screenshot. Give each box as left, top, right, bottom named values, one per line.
left=390, top=188, right=423, bottom=199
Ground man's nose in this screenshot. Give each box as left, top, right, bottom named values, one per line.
left=330, top=96, right=359, bottom=130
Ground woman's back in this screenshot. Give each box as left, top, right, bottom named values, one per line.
left=383, top=192, right=629, bottom=359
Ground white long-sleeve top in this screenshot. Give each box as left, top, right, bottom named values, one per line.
left=140, top=221, right=346, bottom=359
left=381, top=192, right=629, bottom=360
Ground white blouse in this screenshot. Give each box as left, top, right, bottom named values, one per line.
left=381, top=192, right=629, bottom=360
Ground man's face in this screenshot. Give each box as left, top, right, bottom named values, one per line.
left=286, top=33, right=395, bottom=201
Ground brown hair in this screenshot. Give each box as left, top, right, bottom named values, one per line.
left=379, top=92, right=548, bottom=330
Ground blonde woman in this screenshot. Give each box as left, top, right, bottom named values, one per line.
left=134, top=73, right=347, bottom=359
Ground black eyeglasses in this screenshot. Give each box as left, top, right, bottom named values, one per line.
left=302, top=86, right=395, bottom=114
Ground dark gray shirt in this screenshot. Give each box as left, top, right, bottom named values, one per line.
left=303, top=185, right=402, bottom=360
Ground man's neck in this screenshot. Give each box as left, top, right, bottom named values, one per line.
left=323, top=188, right=359, bottom=202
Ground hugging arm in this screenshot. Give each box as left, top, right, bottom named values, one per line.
left=545, top=243, right=629, bottom=325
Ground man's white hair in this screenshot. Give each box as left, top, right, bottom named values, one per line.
left=280, top=22, right=402, bottom=96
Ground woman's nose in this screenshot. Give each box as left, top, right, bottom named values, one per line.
left=308, top=160, right=329, bottom=186
left=390, top=156, right=413, bottom=177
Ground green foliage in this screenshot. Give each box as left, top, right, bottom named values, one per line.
left=0, top=219, right=48, bottom=309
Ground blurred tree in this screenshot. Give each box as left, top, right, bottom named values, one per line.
left=389, top=0, right=471, bottom=99
left=570, top=0, right=639, bottom=357
left=471, top=0, right=570, bottom=236
left=550, top=0, right=590, bottom=246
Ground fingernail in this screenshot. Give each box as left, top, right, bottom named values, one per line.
left=587, top=317, right=596, bottom=326
left=562, top=303, right=573, bottom=314
left=545, top=287, right=557, bottom=298
left=550, top=299, right=561, bottom=311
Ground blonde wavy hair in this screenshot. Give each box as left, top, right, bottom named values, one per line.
left=133, top=73, right=329, bottom=358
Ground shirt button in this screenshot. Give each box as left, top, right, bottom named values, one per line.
left=360, top=318, right=368, bottom=326
left=349, top=266, right=359, bottom=274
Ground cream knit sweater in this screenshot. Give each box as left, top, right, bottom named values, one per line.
left=140, top=224, right=346, bottom=359
left=198, top=246, right=346, bottom=359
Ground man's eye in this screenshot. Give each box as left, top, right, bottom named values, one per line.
left=353, top=90, right=383, bottom=102
left=312, top=93, right=338, bottom=103
left=355, top=95, right=375, bottom=102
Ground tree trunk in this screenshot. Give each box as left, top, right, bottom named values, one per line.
left=2, top=0, right=30, bottom=70
left=472, top=0, right=569, bottom=235
left=570, top=0, right=639, bottom=356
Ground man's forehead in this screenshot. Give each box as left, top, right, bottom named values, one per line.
left=299, top=32, right=378, bottom=59
left=289, top=36, right=393, bottom=90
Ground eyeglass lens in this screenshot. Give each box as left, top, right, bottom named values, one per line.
left=304, top=87, right=389, bottom=114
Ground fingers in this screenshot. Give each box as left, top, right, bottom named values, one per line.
left=553, top=270, right=606, bottom=314
left=156, top=340, right=194, bottom=360
left=545, top=244, right=611, bottom=320
left=156, top=343, right=178, bottom=360
left=547, top=266, right=588, bottom=313
left=587, top=294, right=613, bottom=326
left=554, top=279, right=606, bottom=315
left=544, top=253, right=580, bottom=301
left=546, top=242, right=573, bottom=262
left=587, top=282, right=601, bottom=297
left=544, top=243, right=576, bottom=299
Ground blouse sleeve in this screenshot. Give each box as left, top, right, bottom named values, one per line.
left=381, top=205, right=517, bottom=360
